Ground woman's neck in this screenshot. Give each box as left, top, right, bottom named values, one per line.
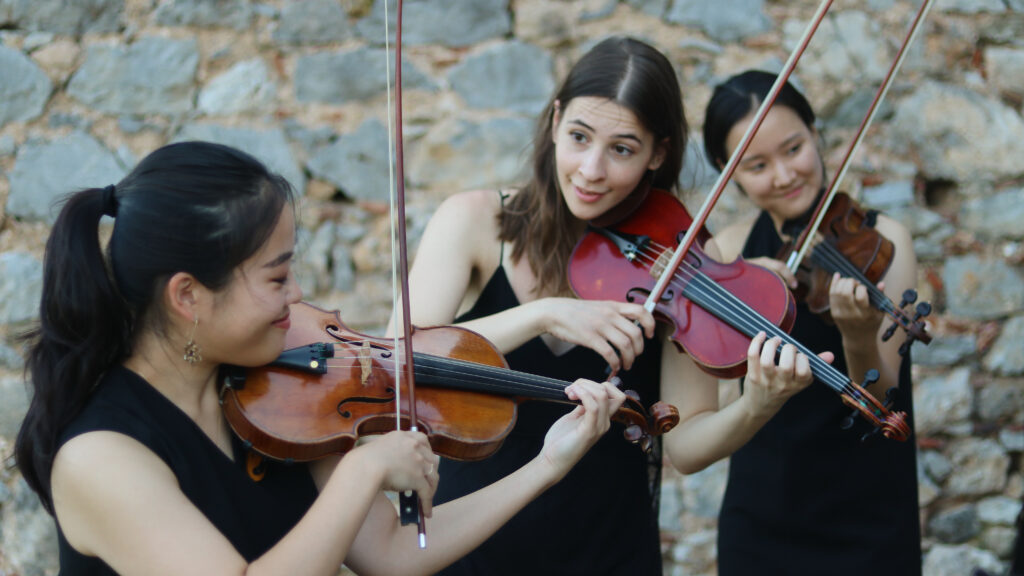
left=123, top=330, right=220, bottom=420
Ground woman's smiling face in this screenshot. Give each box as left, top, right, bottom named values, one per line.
left=553, top=96, right=665, bottom=222
left=725, top=105, right=824, bottom=226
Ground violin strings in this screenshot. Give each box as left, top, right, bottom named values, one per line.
left=318, top=344, right=574, bottom=400
left=633, top=241, right=867, bottom=403
left=807, top=243, right=896, bottom=313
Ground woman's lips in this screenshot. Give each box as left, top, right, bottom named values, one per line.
left=574, top=185, right=604, bottom=203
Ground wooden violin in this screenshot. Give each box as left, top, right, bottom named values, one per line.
left=778, top=191, right=932, bottom=355
left=778, top=0, right=936, bottom=355
left=569, top=189, right=910, bottom=442
left=220, top=302, right=680, bottom=463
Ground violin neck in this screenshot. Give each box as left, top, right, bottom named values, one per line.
left=411, top=352, right=569, bottom=402
left=679, top=271, right=852, bottom=394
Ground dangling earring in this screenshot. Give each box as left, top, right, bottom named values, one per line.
left=183, top=316, right=202, bottom=365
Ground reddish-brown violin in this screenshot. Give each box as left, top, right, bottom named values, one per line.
left=220, top=302, right=680, bottom=464
left=569, top=189, right=910, bottom=441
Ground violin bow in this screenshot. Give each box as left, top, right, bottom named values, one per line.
left=384, top=0, right=427, bottom=549
left=642, top=0, right=836, bottom=313
left=783, top=0, right=936, bottom=351
left=786, top=0, right=936, bottom=273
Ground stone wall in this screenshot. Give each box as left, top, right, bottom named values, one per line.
left=1, top=0, right=1022, bottom=574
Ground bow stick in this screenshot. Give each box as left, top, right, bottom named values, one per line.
left=786, top=0, right=936, bottom=273
left=384, top=0, right=427, bottom=549
left=642, top=0, right=836, bottom=313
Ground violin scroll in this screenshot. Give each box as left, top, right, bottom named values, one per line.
left=838, top=369, right=911, bottom=442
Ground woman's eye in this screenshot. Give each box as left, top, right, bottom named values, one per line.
left=613, top=144, right=634, bottom=157
left=569, top=131, right=587, bottom=144
left=788, top=143, right=802, bottom=155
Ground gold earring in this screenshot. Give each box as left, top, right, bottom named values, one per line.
left=183, top=316, right=202, bottom=365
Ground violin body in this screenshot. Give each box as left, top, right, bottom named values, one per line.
left=568, top=189, right=796, bottom=379
left=221, top=302, right=679, bottom=464
left=781, top=192, right=894, bottom=316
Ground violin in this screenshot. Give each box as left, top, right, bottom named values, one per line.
left=220, top=302, right=680, bottom=463
left=775, top=0, right=936, bottom=355
left=568, top=189, right=910, bottom=442
left=777, top=191, right=932, bottom=355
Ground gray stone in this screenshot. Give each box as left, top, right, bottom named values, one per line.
left=174, top=124, right=305, bottom=197
left=408, top=117, right=533, bottom=192
left=307, top=119, right=390, bottom=202
left=913, top=367, right=972, bottom=435
left=946, top=438, right=1011, bottom=496
left=0, top=342, right=22, bottom=369
left=669, top=529, right=717, bottom=573
left=977, top=379, right=1024, bottom=420
left=282, top=119, right=335, bottom=155
left=8, top=132, right=126, bottom=223
left=582, top=0, right=621, bottom=21
left=0, top=45, right=51, bottom=126
left=331, top=244, right=355, bottom=293
left=658, top=477, right=683, bottom=531
left=981, top=526, right=1018, bottom=558
left=355, top=0, right=510, bottom=48
left=153, top=0, right=252, bottom=29
left=937, top=0, right=1007, bottom=13
left=0, top=0, right=122, bottom=35
left=922, top=544, right=1003, bottom=576
left=624, top=0, right=668, bottom=18
left=919, top=469, right=940, bottom=507
left=827, top=87, right=894, bottom=130
left=447, top=42, right=554, bottom=115
left=782, top=11, right=890, bottom=83
left=921, top=449, right=954, bottom=482
left=913, top=333, right=977, bottom=366
left=999, top=427, right=1023, bottom=452
left=985, top=46, right=1024, bottom=96
left=962, top=188, right=1024, bottom=240
left=67, top=37, right=198, bottom=116
left=0, top=134, right=15, bottom=156
left=885, top=205, right=948, bottom=237
left=861, top=180, right=914, bottom=209
left=889, top=82, right=1024, bottom=182
left=0, top=477, right=57, bottom=576
left=942, top=254, right=1024, bottom=320
left=977, top=496, right=1022, bottom=526
left=295, top=47, right=435, bottom=104
left=984, top=315, right=1024, bottom=375
left=0, top=374, right=28, bottom=438
left=666, top=0, right=771, bottom=43
left=273, top=0, right=351, bottom=45
left=22, top=32, right=53, bottom=52
left=681, top=458, right=728, bottom=519
left=48, top=112, right=91, bottom=131
left=928, top=503, right=981, bottom=543
left=198, top=59, right=277, bottom=116
left=0, top=253, right=42, bottom=325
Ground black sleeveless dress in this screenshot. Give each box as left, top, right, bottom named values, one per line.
left=432, top=265, right=664, bottom=576
left=55, top=366, right=319, bottom=575
left=717, top=211, right=921, bottom=575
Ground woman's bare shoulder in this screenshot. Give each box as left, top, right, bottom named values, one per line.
left=710, top=216, right=758, bottom=262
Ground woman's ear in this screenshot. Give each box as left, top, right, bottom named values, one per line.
left=550, top=99, right=562, bottom=144
left=165, top=271, right=201, bottom=323
left=648, top=137, right=669, bottom=171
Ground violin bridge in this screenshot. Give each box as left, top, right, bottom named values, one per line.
left=650, top=249, right=673, bottom=279
left=359, top=340, right=373, bottom=386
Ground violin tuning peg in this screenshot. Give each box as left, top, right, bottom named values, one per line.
left=623, top=424, right=645, bottom=445
left=915, top=302, right=932, bottom=319
left=882, top=321, right=899, bottom=342
left=884, top=387, right=900, bottom=409
left=900, top=289, right=918, bottom=308
left=860, top=426, right=882, bottom=443
left=860, top=369, right=880, bottom=388
left=840, top=409, right=858, bottom=430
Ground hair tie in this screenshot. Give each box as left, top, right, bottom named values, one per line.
left=100, top=184, right=118, bottom=217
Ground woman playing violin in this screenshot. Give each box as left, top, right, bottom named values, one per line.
left=405, top=37, right=828, bottom=575
left=14, top=141, right=628, bottom=576
left=702, top=70, right=921, bottom=575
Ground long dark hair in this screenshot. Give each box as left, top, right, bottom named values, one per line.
left=702, top=70, right=817, bottom=170
left=15, top=141, right=295, bottom=513
left=500, top=36, right=688, bottom=296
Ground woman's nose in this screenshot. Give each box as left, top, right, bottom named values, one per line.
left=578, top=148, right=606, bottom=181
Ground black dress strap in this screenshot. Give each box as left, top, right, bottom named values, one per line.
left=496, top=189, right=509, bottom=265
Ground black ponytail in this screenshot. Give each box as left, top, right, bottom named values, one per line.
left=15, top=141, right=294, bottom=513
left=16, top=187, right=132, bottom=513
